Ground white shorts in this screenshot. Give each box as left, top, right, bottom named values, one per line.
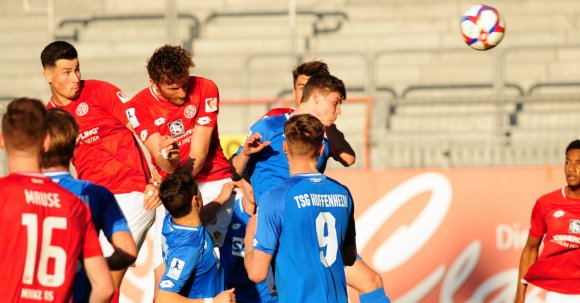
left=546, top=291, right=580, bottom=303
left=152, top=178, right=235, bottom=268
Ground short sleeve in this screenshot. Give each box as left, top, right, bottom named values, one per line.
left=195, top=79, right=219, bottom=128
left=159, top=241, right=201, bottom=293
left=81, top=202, right=104, bottom=259
left=96, top=81, right=132, bottom=125
left=253, top=190, right=283, bottom=255
left=529, top=199, right=546, bottom=238
left=126, top=95, right=160, bottom=143
left=96, top=185, right=130, bottom=238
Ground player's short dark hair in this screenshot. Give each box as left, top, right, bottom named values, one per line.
left=301, top=73, right=346, bottom=103
left=566, top=140, right=580, bottom=155
left=41, top=41, right=78, bottom=68
left=147, top=45, right=194, bottom=85
left=292, top=60, right=330, bottom=86
left=41, top=108, right=79, bottom=168
left=159, top=172, right=200, bottom=219
left=284, top=114, right=324, bottom=158
left=2, top=98, right=47, bottom=153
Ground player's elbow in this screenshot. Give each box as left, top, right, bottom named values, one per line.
left=247, top=268, right=267, bottom=283
left=343, top=155, right=356, bottom=167
left=91, top=280, right=114, bottom=302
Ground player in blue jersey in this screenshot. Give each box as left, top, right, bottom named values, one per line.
left=231, top=71, right=391, bottom=303
left=244, top=114, right=357, bottom=303
left=157, top=171, right=237, bottom=303
left=220, top=178, right=277, bottom=303
left=40, top=108, right=137, bottom=302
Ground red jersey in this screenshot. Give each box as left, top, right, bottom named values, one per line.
left=46, top=80, right=150, bottom=194
left=524, top=187, right=580, bottom=294
left=0, top=173, right=102, bottom=302
left=127, top=76, right=231, bottom=182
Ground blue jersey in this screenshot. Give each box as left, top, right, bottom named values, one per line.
left=219, top=193, right=278, bottom=303
left=159, top=215, right=224, bottom=298
left=253, top=173, right=356, bottom=303
left=44, top=170, right=130, bottom=303
left=236, top=113, right=330, bottom=203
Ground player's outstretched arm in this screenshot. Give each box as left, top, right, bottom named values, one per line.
left=200, top=181, right=240, bottom=225
left=230, top=132, right=271, bottom=176
left=514, top=234, right=542, bottom=303
left=106, top=231, right=138, bottom=270
left=84, top=255, right=115, bottom=303
left=326, top=123, right=356, bottom=167
left=156, top=289, right=236, bottom=303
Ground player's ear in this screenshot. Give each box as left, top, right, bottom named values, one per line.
left=42, top=133, right=52, bottom=153
left=0, top=133, right=5, bottom=150
left=318, top=144, right=324, bottom=157
left=283, top=140, right=288, bottom=154
left=43, top=68, right=53, bottom=84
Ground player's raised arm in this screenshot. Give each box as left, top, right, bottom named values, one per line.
left=326, top=123, right=356, bottom=167
left=230, top=132, right=271, bottom=176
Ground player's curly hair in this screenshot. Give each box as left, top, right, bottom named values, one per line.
left=41, top=108, right=79, bottom=168
left=566, top=140, right=580, bottom=155
left=292, top=60, right=330, bottom=86
left=2, top=98, right=47, bottom=152
left=159, top=172, right=200, bottom=219
left=147, top=45, right=194, bottom=85
left=284, top=114, right=325, bottom=158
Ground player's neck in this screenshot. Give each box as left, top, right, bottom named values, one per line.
left=288, top=157, right=318, bottom=176
left=8, top=155, right=42, bottom=174
left=567, top=185, right=580, bottom=199
left=50, top=92, right=73, bottom=107
left=173, top=212, right=202, bottom=227
left=41, top=165, right=70, bottom=172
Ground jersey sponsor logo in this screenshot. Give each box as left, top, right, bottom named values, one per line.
left=197, top=116, right=211, bottom=125
left=75, top=102, right=89, bottom=116
left=126, top=108, right=140, bottom=128
left=154, top=117, right=166, bottom=126
left=554, top=210, right=565, bottom=218
left=116, top=91, right=130, bottom=103
left=140, top=129, right=148, bottom=142
left=232, top=223, right=241, bottom=230
left=232, top=236, right=245, bottom=257
left=570, top=220, right=580, bottom=234
left=168, top=258, right=185, bottom=280
left=184, top=105, right=197, bottom=119
left=159, top=280, right=175, bottom=288
left=205, top=97, right=218, bottom=112
left=168, top=120, right=185, bottom=137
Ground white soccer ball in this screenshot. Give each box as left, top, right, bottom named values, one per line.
left=460, top=4, right=506, bottom=51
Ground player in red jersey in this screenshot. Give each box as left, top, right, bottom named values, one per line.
left=40, top=41, right=156, bottom=301
left=0, top=98, right=113, bottom=303
left=515, top=140, right=580, bottom=303
left=125, top=45, right=235, bottom=298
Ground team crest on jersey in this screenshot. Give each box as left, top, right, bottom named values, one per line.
left=168, top=258, right=185, bottom=280
left=184, top=105, right=197, bottom=119
left=570, top=220, right=580, bottom=234
left=168, top=120, right=185, bottom=137
left=154, top=117, right=166, bottom=126
left=116, top=91, right=130, bottom=103
left=554, top=210, right=565, bottom=218
left=125, top=108, right=139, bottom=128
left=205, top=97, right=218, bottom=112
left=197, top=116, right=211, bottom=126
left=75, top=102, right=89, bottom=116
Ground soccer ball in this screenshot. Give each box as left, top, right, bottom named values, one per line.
left=460, top=4, right=505, bottom=51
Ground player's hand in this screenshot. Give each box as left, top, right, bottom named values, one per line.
left=143, top=181, right=161, bottom=211
left=242, top=133, right=271, bottom=156
left=158, top=135, right=179, bottom=161
left=213, top=288, right=236, bottom=303
left=244, top=215, right=257, bottom=249
left=214, top=181, right=241, bottom=204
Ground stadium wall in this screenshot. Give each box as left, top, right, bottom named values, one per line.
left=120, top=166, right=561, bottom=302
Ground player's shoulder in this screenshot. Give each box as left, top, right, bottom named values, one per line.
left=193, top=76, right=216, bottom=87
left=252, top=113, right=287, bottom=133
left=264, top=107, right=294, bottom=118
left=537, top=187, right=565, bottom=204
left=83, top=79, right=119, bottom=91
